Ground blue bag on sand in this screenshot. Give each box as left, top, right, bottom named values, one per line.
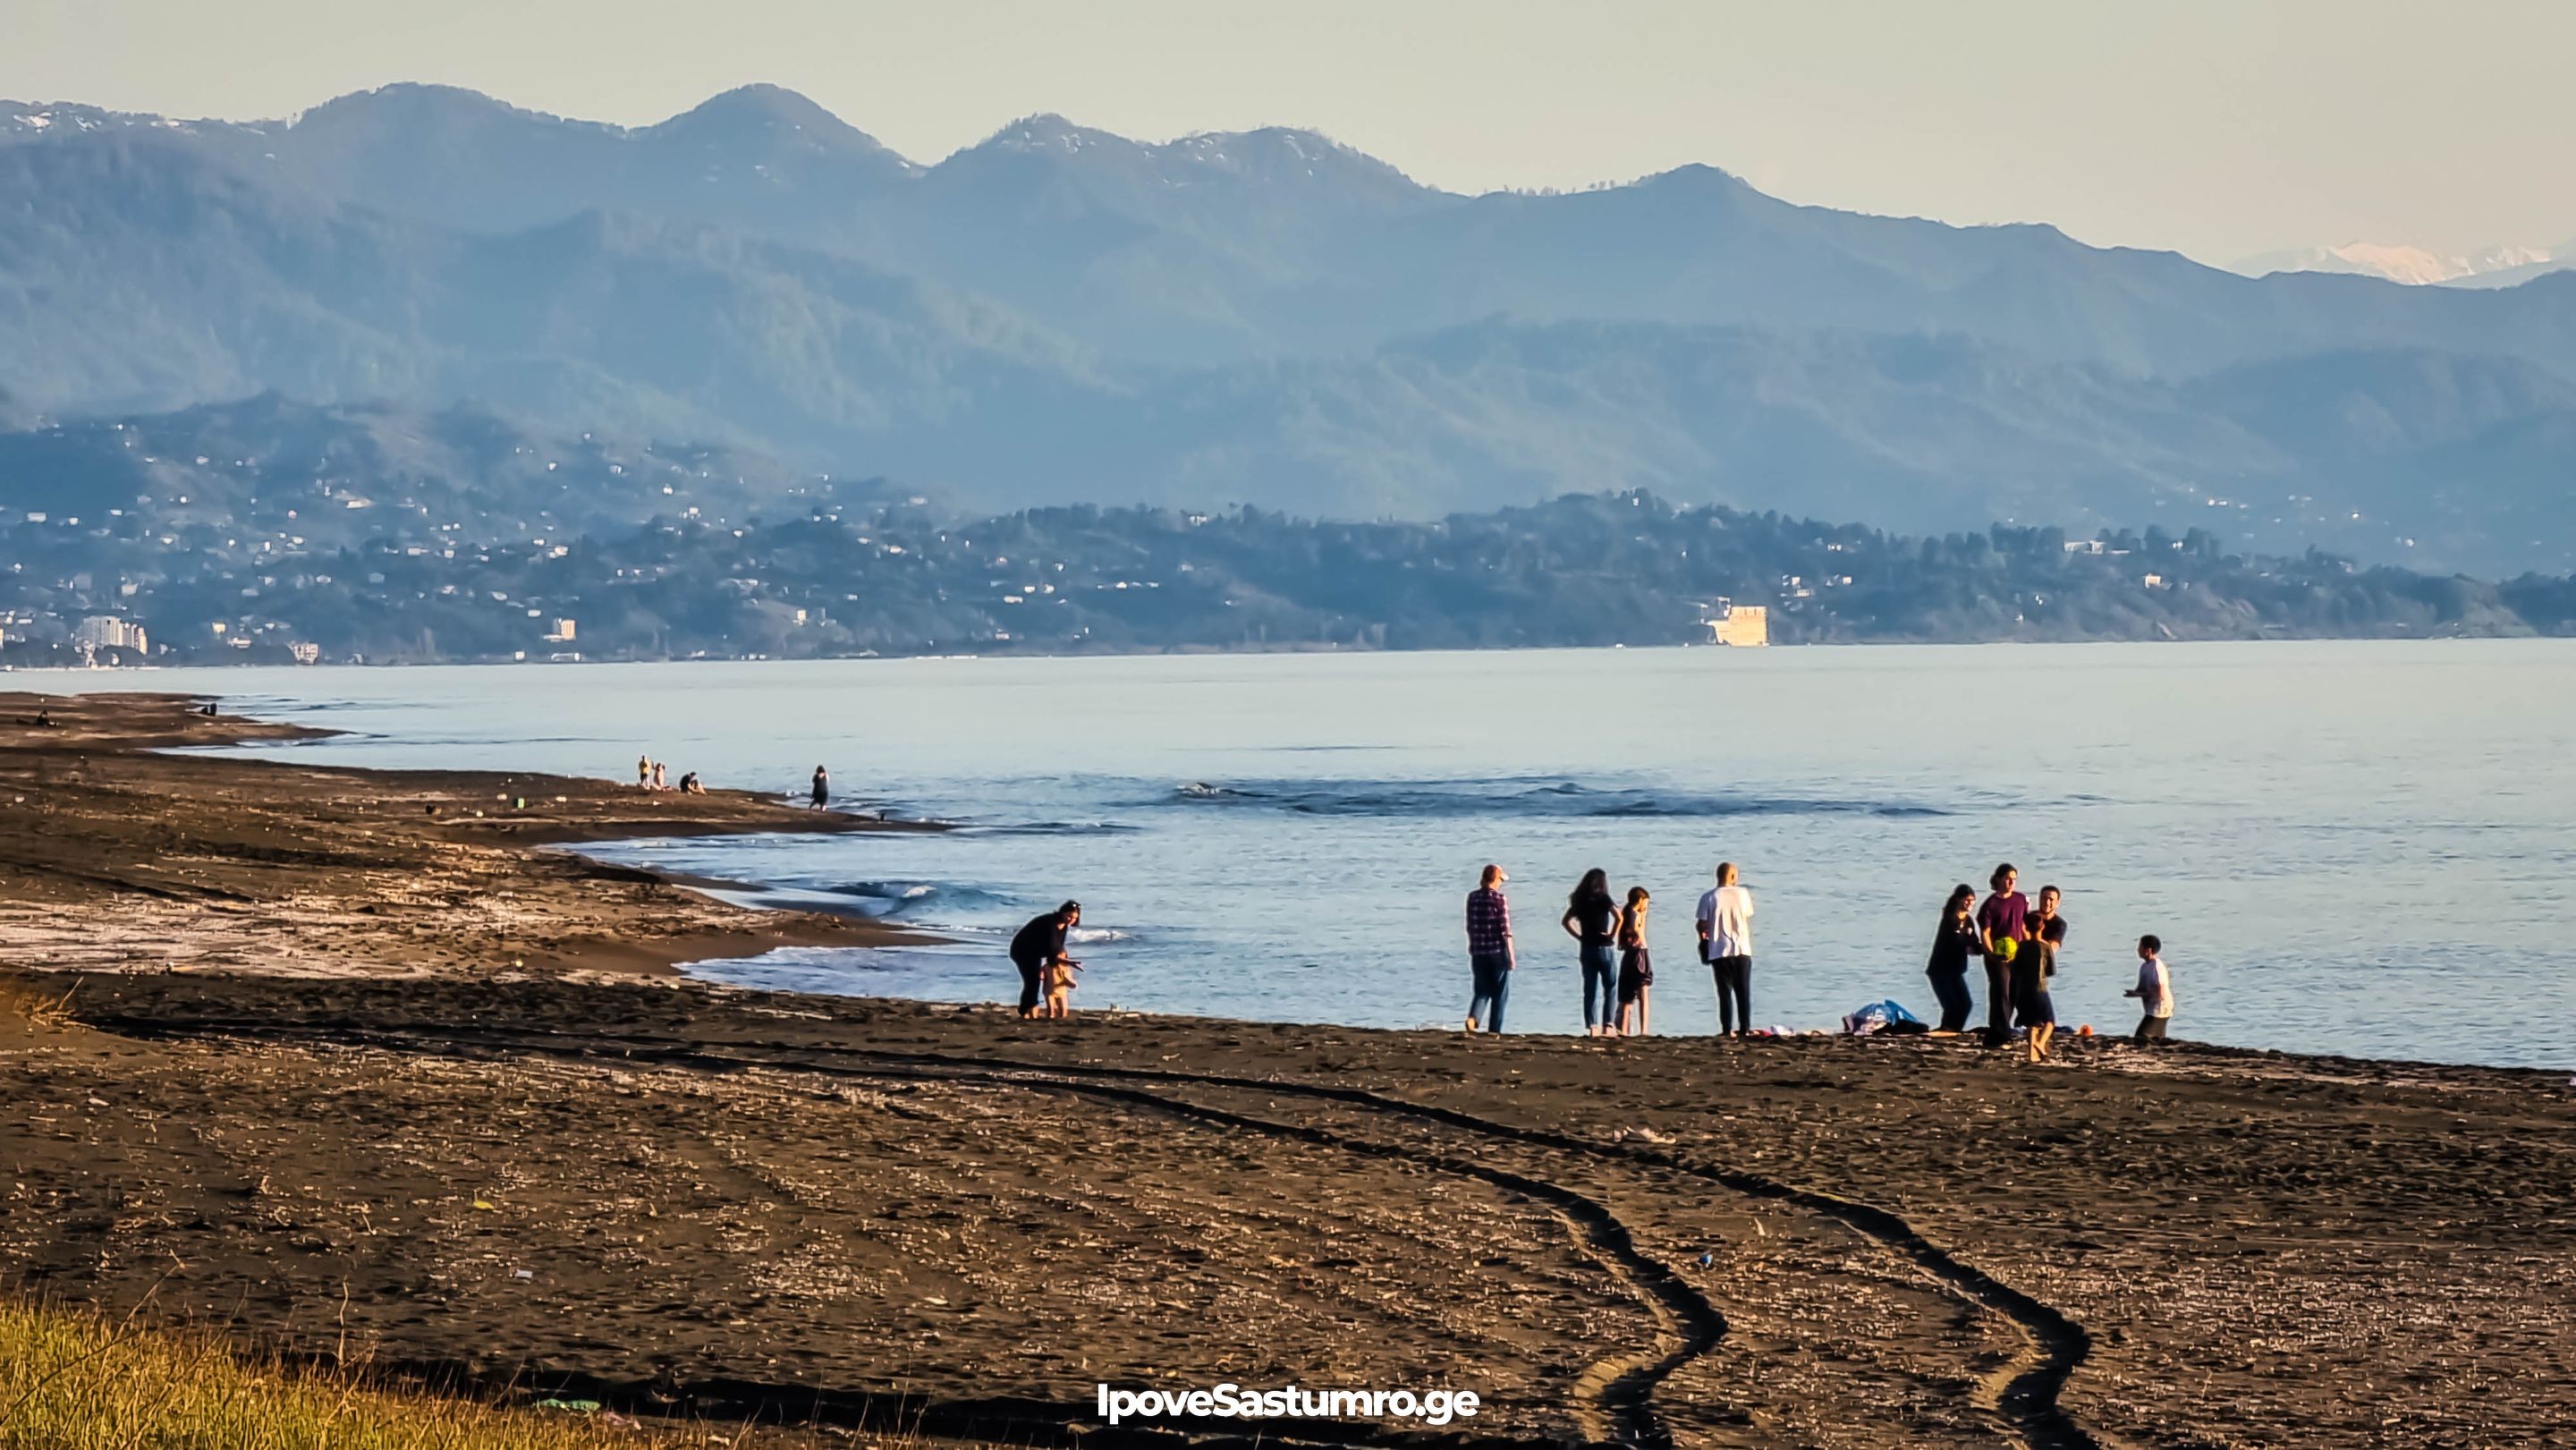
left=1841, top=999, right=1924, bottom=1035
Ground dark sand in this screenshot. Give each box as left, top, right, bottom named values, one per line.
left=0, top=691, right=930, bottom=979
left=2, top=693, right=2571, bottom=1448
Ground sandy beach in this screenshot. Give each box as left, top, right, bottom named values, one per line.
left=2, top=692, right=2571, bottom=1447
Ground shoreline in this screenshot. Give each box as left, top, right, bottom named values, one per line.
left=0, top=690, right=939, bottom=981
left=13, top=632, right=2572, bottom=683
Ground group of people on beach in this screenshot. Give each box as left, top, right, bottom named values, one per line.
left=633, top=755, right=706, bottom=794
left=1466, top=861, right=1758, bottom=1039
left=1466, top=860, right=2177, bottom=1054
left=989, top=859, right=2175, bottom=1047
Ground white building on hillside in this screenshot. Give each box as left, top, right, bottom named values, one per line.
left=75, top=615, right=149, bottom=656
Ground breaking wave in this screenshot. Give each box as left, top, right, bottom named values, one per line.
left=821, top=880, right=1013, bottom=918
left=1157, top=777, right=1953, bottom=820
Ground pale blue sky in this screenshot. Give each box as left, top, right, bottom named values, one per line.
left=9, top=0, right=2572, bottom=263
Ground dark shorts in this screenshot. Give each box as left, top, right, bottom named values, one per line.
left=2020, top=983, right=2056, bottom=1027
left=2135, top=1014, right=2170, bottom=1043
left=1617, top=947, right=1651, bottom=1003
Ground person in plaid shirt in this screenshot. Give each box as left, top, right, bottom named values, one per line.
left=1464, top=863, right=1515, bottom=1032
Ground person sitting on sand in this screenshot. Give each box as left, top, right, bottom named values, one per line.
left=2021, top=886, right=2067, bottom=1063
left=810, top=766, right=830, bottom=810
left=650, top=761, right=667, bottom=792
left=1926, top=884, right=1980, bottom=1034
left=1464, top=865, right=1514, bottom=1033
left=2126, top=935, right=2174, bottom=1046
left=1615, top=886, right=1653, bottom=1037
left=678, top=771, right=705, bottom=795
left=1562, top=868, right=1621, bottom=1037
left=1976, top=863, right=2030, bottom=1049
left=1010, top=902, right=1081, bottom=1021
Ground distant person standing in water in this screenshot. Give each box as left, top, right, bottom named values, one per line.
left=2125, top=935, right=2174, bottom=1045
left=1926, top=884, right=1980, bottom=1034
left=1696, top=862, right=1755, bottom=1037
left=1009, top=901, right=1081, bottom=1020
left=1976, top=863, right=2031, bottom=1048
left=810, top=766, right=830, bottom=809
left=2021, top=886, right=2067, bottom=1062
left=1464, top=865, right=1514, bottom=1033
left=1616, top=886, right=1654, bottom=1037
left=1562, top=868, right=1621, bottom=1037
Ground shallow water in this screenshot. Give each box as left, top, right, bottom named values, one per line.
left=56, top=640, right=2576, bottom=1068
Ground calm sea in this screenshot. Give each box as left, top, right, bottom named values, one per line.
left=50, top=642, right=2576, bottom=1069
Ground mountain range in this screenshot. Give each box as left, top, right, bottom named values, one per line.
left=4, top=84, right=2574, bottom=574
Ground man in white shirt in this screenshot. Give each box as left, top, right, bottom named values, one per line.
left=1695, top=861, right=1756, bottom=1037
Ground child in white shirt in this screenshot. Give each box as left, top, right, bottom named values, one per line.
left=2124, top=934, right=2174, bottom=1045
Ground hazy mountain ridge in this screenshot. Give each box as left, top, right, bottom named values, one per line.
left=4, top=84, right=2575, bottom=573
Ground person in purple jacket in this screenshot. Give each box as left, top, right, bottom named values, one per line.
left=1975, top=862, right=2031, bottom=1048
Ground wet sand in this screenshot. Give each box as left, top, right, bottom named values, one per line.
left=0, top=691, right=930, bottom=979
left=2, top=693, right=2571, bottom=1447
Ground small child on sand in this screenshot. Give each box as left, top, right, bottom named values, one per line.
left=2124, top=935, right=2174, bottom=1046
left=1042, top=956, right=1082, bottom=1019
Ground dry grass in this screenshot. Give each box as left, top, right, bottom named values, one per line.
left=0, top=976, right=76, bottom=1031
left=0, top=1300, right=748, bottom=1448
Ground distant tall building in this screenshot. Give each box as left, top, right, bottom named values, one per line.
left=75, top=615, right=149, bottom=656
left=1706, top=604, right=1768, bottom=648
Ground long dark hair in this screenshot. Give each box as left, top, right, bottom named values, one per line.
left=1570, top=867, right=1611, bottom=908
left=1989, top=862, right=2017, bottom=891
left=1944, top=883, right=1975, bottom=918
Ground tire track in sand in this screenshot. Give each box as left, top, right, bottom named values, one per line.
left=818, top=1043, right=2106, bottom=1450
left=89, top=1016, right=1723, bottom=1448
left=84, top=1013, right=2109, bottom=1448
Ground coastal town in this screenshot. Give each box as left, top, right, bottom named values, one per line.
left=7, top=412, right=2568, bottom=667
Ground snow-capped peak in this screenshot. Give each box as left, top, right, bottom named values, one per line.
left=2233, top=240, right=2560, bottom=286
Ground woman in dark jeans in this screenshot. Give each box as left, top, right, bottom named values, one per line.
left=1975, top=862, right=2030, bottom=1048
left=1562, top=868, right=1621, bottom=1037
left=1926, top=883, right=1979, bottom=1033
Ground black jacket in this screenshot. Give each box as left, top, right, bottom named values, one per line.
left=1012, top=912, right=1069, bottom=965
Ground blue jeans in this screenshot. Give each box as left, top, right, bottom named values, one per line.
left=1579, top=943, right=1618, bottom=1029
left=1468, top=954, right=1513, bottom=1032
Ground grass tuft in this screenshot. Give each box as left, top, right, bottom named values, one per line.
left=0, top=976, right=75, bottom=1031
left=0, top=1300, right=741, bottom=1447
